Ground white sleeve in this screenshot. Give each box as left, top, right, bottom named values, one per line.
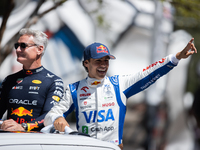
left=169, top=54, right=180, bottom=65
left=44, top=85, right=73, bottom=126
left=118, top=54, right=177, bottom=98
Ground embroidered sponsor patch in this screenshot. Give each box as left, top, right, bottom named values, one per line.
left=32, top=80, right=42, bottom=84
left=52, top=95, right=60, bottom=102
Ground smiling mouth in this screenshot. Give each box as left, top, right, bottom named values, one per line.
left=98, top=68, right=106, bottom=71
left=97, top=68, right=107, bottom=74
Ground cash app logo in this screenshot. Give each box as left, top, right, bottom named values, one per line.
left=82, top=126, right=88, bottom=134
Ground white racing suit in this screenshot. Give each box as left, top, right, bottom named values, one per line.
left=44, top=54, right=179, bottom=145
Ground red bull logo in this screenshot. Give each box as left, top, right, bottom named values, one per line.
left=96, top=45, right=108, bottom=54
left=11, top=107, right=33, bottom=117
left=91, top=81, right=101, bottom=85
left=26, top=70, right=33, bottom=75
left=27, top=122, right=39, bottom=131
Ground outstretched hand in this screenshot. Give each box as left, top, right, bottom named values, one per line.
left=176, top=38, right=197, bottom=60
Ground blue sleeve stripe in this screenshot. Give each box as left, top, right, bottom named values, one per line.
left=109, top=76, right=126, bottom=145
left=123, top=61, right=176, bottom=98
left=63, top=103, right=75, bottom=118
left=69, top=81, right=80, bottom=130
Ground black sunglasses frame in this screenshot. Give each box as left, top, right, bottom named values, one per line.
left=14, top=42, right=37, bottom=49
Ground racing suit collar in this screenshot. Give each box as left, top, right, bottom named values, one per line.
left=87, top=76, right=105, bottom=87
left=23, top=66, right=44, bottom=75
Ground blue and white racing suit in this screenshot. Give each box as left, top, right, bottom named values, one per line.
left=44, top=54, right=179, bottom=145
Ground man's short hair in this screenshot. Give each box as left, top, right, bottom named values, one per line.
left=19, top=28, right=48, bottom=56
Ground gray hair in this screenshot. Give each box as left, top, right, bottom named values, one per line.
left=19, top=28, right=48, bottom=56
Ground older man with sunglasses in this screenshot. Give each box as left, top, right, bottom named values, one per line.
left=0, top=28, right=64, bottom=131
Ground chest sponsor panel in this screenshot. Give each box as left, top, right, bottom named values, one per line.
left=79, top=100, right=95, bottom=110
left=32, top=80, right=42, bottom=84
left=82, top=108, right=115, bottom=123
left=78, top=86, right=95, bottom=100
left=9, top=99, right=37, bottom=105
left=82, top=125, right=114, bottom=134
left=29, top=86, right=40, bottom=90
left=78, top=91, right=92, bottom=101
left=11, top=82, right=42, bottom=95
left=101, top=102, right=115, bottom=107
left=12, top=86, right=23, bottom=90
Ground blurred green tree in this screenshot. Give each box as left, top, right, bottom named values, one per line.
left=170, top=0, right=200, bottom=93
left=0, top=0, right=67, bottom=66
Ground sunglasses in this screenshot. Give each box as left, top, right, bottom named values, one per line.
left=14, top=42, right=37, bottom=49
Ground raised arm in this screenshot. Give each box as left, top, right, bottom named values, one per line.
left=176, top=38, right=197, bottom=60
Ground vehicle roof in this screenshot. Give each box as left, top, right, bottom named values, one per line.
left=0, top=131, right=120, bottom=150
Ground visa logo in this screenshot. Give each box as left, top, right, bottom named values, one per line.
left=82, top=109, right=115, bottom=123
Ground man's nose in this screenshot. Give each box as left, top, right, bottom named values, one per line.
left=16, top=46, right=22, bottom=52
left=100, top=61, right=106, bottom=66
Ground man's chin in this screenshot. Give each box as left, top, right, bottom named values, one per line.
left=17, top=59, right=22, bottom=63
left=17, top=58, right=26, bottom=65
left=97, top=73, right=106, bottom=79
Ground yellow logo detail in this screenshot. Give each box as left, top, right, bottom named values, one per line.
left=27, top=122, right=39, bottom=131
left=32, top=80, right=42, bottom=84
left=52, top=96, right=60, bottom=102
left=91, top=81, right=101, bottom=85
left=11, top=107, right=33, bottom=117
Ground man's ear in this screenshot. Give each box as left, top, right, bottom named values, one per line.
left=84, top=60, right=89, bottom=66
left=37, top=45, right=44, bottom=55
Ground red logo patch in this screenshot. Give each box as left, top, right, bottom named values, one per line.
left=81, top=86, right=89, bottom=92
left=143, top=58, right=166, bottom=71
left=96, top=45, right=108, bottom=54
left=26, top=70, right=33, bottom=75
left=91, top=81, right=101, bottom=85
